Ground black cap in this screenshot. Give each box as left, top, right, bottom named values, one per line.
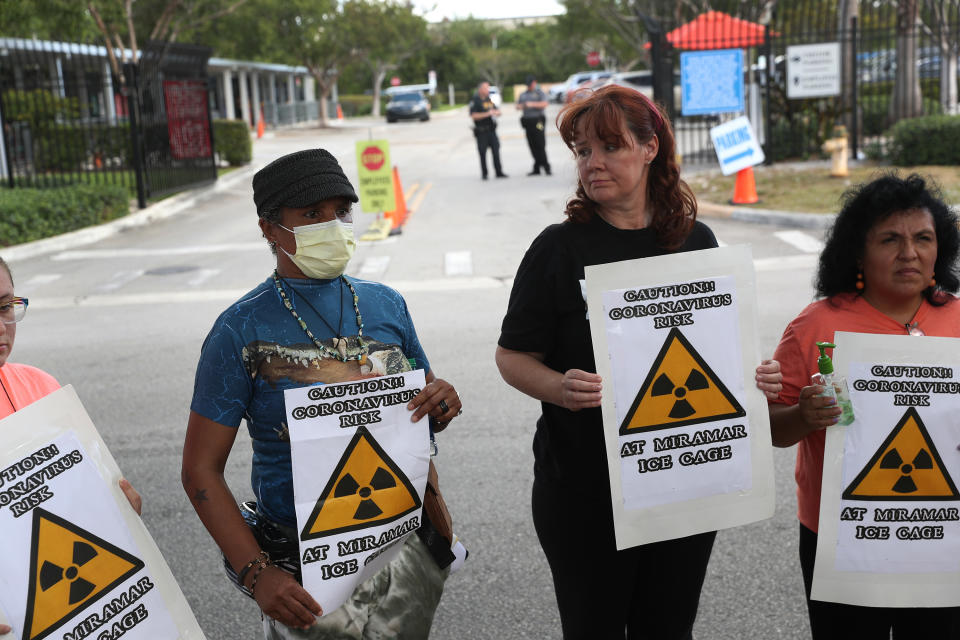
left=252, top=149, right=359, bottom=215
left=526, top=75, right=536, bottom=85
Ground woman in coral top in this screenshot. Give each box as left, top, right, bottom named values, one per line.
left=769, top=174, right=960, bottom=638
left=0, top=256, right=141, bottom=636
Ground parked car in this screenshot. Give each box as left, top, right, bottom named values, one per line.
left=386, top=91, right=430, bottom=122
left=551, top=70, right=613, bottom=103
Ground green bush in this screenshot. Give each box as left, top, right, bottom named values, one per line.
left=213, top=119, right=252, bottom=166
left=887, top=114, right=960, bottom=165
left=338, top=95, right=378, bottom=117
left=860, top=94, right=942, bottom=137
left=0, top=185, right=129, bottom=247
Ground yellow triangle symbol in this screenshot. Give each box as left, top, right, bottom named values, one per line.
left=620, top=327, right=745, bottom=435
left=301, top=425, right=422, bottom=541
left=23, top=508, right=144, bottom=640
left=843, top=407, right=960, bottom=500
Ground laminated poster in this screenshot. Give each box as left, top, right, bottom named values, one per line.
left=585, top=245, right=775, bottom=549
left=0, top=385, right=205, bottom=640
left=286, top=370, right=429, bottom=615
left=813, top=332, right=960, bottom=607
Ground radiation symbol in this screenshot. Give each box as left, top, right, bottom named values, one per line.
left=301, top=425, right=422, bottom=541
left=843, top=407, right=960, bottom=501
left=620, top=327, right=745, bottom=435
left=23, top=508, right=144, bottom=640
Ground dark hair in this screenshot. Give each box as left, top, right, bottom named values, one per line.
left=816, top=173, right=960, bottom=303
left=556, top=85, right=696, bottom=250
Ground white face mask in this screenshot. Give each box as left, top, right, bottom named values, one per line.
left=278, top=219, right=355, bottom=279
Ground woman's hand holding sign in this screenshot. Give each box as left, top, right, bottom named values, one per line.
left=559, top=369, right=603, bottom=411
left=407, top=373, right=462, bottom=432
left=251, top=566, right=322, bottom=630
left=754, top=360, right=783, bottom=400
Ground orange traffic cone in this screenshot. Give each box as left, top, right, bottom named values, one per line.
left=730, top=167, right=759, bottom=205
left=336, top=103, right=344, bottom=121
left=256, top=108, right=265, bottom=139
left=385, top=166, right=408, bottom=235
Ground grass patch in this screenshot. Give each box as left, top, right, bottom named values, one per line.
left=433, top=103, right=464, bottom=112
left=688, top=164, right=960, bottom=213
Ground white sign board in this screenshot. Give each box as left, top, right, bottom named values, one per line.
left=813, top=332, right=960, bottom=607
left=0, top=386, right=205, bottom=640
left=787, top=42, right=842, bottom=99
left=710, top=116, right=764, bottom=176
left=585, top=245, right=775, bottom=549
left=286, top=370, right=429, bottom=615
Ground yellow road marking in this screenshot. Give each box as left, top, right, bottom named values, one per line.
left=408, top=182, right=432, bottom=214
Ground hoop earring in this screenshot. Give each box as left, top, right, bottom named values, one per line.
left=855, top=271, right=864, bottom=290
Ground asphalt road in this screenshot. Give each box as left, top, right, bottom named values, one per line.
left=6, top=104, right=826, bottom=639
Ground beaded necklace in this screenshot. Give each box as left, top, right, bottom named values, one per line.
left=272, top=270, right=368, bottom=363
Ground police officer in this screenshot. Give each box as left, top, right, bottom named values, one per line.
left=469, top=81, right=507, bottom=180
left=516, top=75, right=550, bottom=176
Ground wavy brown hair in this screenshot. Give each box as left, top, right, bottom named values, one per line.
left=556, top=85, right=696, bottom=249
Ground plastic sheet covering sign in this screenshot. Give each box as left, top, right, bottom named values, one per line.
left=585, top=245, right=775, bottom=549
left=286, top=370, right=428, bottom=614
left=0, top=386, right=205, bottom=640
left=163, top=80, right=212, bottom=159
left=813, top=332, right=960, bottom=608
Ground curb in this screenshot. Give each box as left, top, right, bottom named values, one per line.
left=2, top=165, right=259, bottom=264
left=697, top=200, right=836, bottom=230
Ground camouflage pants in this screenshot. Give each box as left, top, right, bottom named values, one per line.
left=263, top=534, right=448, bottom=640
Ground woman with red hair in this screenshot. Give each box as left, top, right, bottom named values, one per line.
left=495, top=85, right=781, bottom=638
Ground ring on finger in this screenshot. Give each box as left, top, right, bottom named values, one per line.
left=438, top=399, right=449, bottom=414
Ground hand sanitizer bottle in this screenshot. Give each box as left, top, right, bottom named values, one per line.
left=813, top=341, right=855, bottom=425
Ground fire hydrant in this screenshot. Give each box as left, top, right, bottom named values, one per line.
left=822, top=125, right=849, bottom=177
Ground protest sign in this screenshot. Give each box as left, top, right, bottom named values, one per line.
left=286, top=370, right=429, bottom=614
left=813, top=332, right=960, bottom=607
left=0, top=386, right=205, bottom=640
left=585, top=245, right=774, bottom=548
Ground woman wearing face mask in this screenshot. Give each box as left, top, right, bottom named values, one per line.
left=181, top=149, right=462, bottom=639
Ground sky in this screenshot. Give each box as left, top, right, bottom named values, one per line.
left=412, top=0, right=565, bottom=22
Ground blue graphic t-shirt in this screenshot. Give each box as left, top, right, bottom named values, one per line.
left=191, top=275, right=430, bottom=526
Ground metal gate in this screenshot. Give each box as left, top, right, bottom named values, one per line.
left=644, top=1, right=960, bottom=166
left=0, top=38, right=216, bottom=207
left=126, top=41, right=216, bottom=207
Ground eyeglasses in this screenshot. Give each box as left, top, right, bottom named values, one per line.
left=905, top=321, right=925, bottom=336
left=0, top=297, right=28, bottom=324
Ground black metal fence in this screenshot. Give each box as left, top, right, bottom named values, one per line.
left=0, top=38, right=134, bottom=190
left=644, top=0, right=960, bottom=166
left=128, top=41, right=217, bottom=206
left=0, top=37, right=216, bottom=206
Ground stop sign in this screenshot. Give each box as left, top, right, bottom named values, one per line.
left=586, top=51, right=601, bottom=67
left=390, top=76, right=401, bottom=86
left=360, top=145, right=386, bottom=171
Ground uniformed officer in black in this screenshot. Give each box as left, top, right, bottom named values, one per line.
left=469, top=81, right=507, bottom=180
left=516, top=75, right=550, bottom=176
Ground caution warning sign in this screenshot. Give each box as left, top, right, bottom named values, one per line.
left=301, top=425, right=421, bottom=540
left=286, top=370, right=429, bottom=615
left=620, top=327, right=746, bottom=434
left=22, top=508, right=144, bottom=640
left=843, top=407, right=959, bottom=501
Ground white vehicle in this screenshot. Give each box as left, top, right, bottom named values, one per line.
left=549, top=70, right=613, bottom=103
